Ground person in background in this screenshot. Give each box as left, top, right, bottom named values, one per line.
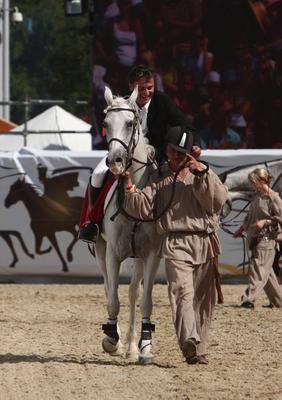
left=199, top=100, right=242, bottom=150
left=233, top=168, right=282, bottom=308
left=79, top=65, right=200, bottom=243
left=121, top=126, right=228, bottom=364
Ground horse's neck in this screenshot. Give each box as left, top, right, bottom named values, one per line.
left=18, top=185, right=41, bottom=213
left=129, top=129, right=151, bottom=187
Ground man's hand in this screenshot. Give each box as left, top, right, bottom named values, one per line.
left=184, top=153, right=205, bottom=173
left=254, top=219, right=272, bottom=230
left=190, top=145, right=201, bottom=159
left=120, top=171, right=133, bottom=190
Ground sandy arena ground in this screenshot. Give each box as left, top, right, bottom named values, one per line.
left=0, top=282, right=281, bottom=400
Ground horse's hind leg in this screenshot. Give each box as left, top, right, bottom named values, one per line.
left=125, top=258, right=144, bottom=361
left=10, top=231, right=34, bottom=259
left=66, top=234, right=77, bottom=262
left=138, top=255, right=160, bottom=365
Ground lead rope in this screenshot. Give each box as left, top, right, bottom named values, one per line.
left=220, top=223, right=250, bottom=274
left=110, top=161, right=185, bottom=223
left=111, top=159, right=210, bottom=223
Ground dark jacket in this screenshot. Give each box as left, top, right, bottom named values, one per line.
left=147, top=91, right=195, bottom=153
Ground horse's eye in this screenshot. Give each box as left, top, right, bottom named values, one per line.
left=127, top=121, right=133, bottom=128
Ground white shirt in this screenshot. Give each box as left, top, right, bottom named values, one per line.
left=134, top=99, right=151, bottom=136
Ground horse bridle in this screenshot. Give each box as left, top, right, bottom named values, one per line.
left=105, top=107, right=140, bottom=171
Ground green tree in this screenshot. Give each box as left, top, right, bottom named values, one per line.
left=10, top=0, right=91, bottom=123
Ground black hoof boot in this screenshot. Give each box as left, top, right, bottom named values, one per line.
left=78, top=221, right=99, bottom=244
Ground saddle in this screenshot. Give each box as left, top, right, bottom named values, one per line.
left=79, top=174, right=115, bottom=228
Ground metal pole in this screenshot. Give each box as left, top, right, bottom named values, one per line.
left=24, top=95, right=29, bottom=146
left=0, top=1, right=4, bottom=118
left=0, top=0, right=10, bottom=120
left=3, top=0, right=9, bottom=120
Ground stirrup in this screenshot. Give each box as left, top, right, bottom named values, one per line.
left=77, top=221, right=99, bottom=244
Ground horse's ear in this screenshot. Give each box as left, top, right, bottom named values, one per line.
left=104, top=86, right=113, bottom=106
left=129, top=85, right=138, bottom=104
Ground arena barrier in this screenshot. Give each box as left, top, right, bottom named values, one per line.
left=0, top=148, right=281, bottom=281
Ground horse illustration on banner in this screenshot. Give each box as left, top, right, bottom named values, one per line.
left=4, top=165, right=92, bottom=272
left=220, top=158, right=282, bottom=218
left=0, top=230, right=34, bottom=268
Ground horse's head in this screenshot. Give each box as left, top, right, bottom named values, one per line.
left=5, top=178, right=25, bottom=208
left=103, top=86, right=139, bottom=176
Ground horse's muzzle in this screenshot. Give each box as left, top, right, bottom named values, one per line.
left=107, top=161, right=125, bottom=176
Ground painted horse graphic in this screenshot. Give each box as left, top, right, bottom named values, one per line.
left=5, top=171, right=84, bottom=272
left=0, top=230, right=34, bottom=268
left=219, top=158, right=282, bottom=218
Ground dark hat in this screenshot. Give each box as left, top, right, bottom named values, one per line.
left=165, top=126, right=194, bottom=153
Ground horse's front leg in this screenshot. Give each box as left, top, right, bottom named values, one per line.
left=138, top=254, right=160, bottom=364
left=101, top=246, right=123, bottom=356
left=125, top=258, right=144, bottom=361
left=95, top=237, right=108, bottom=298
left=34, top=232, right=52, bottom=255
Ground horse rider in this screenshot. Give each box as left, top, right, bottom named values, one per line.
left=233, top=168, right=282, bottom=309
left=78, top=64, right=200, bottom=243
left=120, top=126, right=228, bottom=365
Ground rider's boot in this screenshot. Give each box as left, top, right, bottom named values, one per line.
left=78, top=186, right=101, bottom=244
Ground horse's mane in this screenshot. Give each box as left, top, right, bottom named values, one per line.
left=16, top=179, right=44, bottom=197
left=18, top=179, right=71, bottom=214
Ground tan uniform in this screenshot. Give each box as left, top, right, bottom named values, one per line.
left=242, top=190, right=282, bottom=307
left=123, top=164, right=228, bottom=357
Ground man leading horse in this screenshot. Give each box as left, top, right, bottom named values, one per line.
left=79, top=64, right=200, bottom=242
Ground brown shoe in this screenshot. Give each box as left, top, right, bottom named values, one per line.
left=183, top=338, right=198, bottom=364
left=197, top=355, right=209, bottom=364
left=262, top=303, right=274, bottom=309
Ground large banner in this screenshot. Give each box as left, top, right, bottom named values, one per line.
left=0, top=148, right=281, bottom=280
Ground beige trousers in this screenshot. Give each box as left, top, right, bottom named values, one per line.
left=165, top=258, right=216, bottom=357
left=242, top=247, right=282, bottom=307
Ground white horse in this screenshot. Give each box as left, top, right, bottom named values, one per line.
left=95, top=86, right=161, bottom=364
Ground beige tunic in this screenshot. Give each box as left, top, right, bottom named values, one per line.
left=123, top=164, right=228, bottom=263
left=243, top=190, right=282, bottom=250
left=241, top=189, right=282, bottom=307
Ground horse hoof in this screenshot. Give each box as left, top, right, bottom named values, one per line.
left=102, top=336, right=123, bottom=355
left=125, top=352, right=139, bottom=362
left=138, top=354, right=154, bottom=365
